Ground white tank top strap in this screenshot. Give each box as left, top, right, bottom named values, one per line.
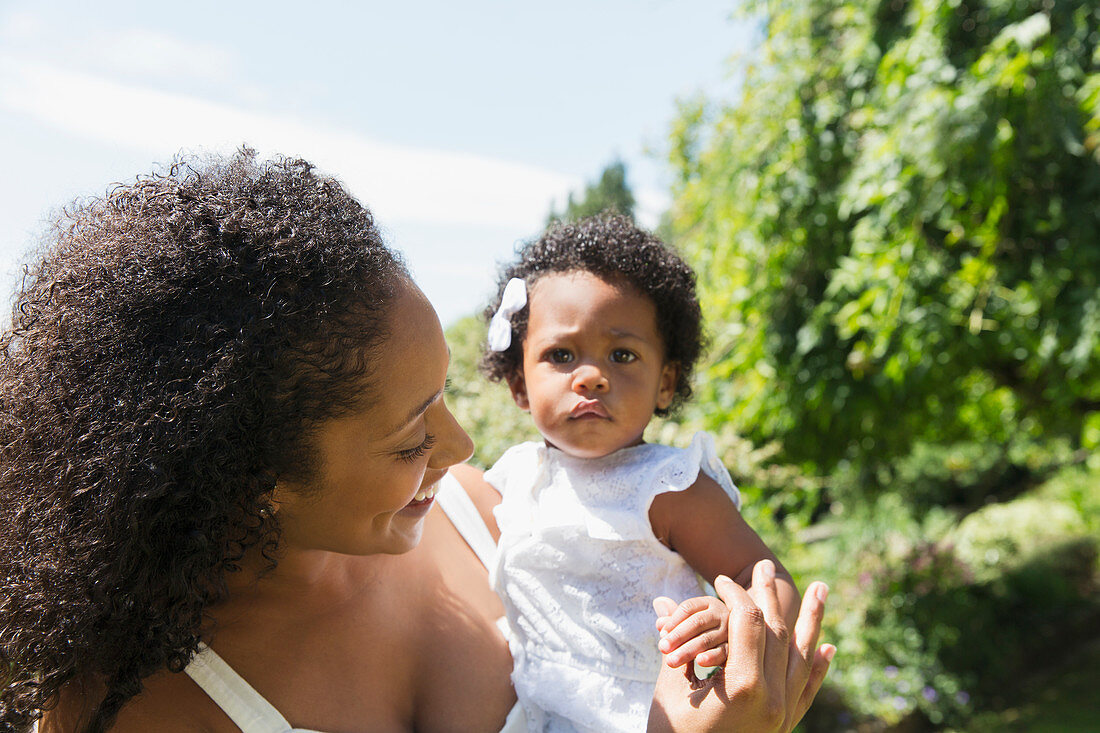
left=184, top=643, right=322, bottom=733
left=438, top=472, right=529, bottom=733
left=435, top=472, right=498, bottom=569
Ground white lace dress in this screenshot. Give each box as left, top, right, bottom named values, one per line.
left=487, top=432, right=741, bottom=733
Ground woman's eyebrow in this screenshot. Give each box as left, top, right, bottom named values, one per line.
left=382, top=349, right=451, bottom=436
left=384, top=388, right=444, bottom=437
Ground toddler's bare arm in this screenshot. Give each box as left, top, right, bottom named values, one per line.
left=649, top=472, right=801, bottom=631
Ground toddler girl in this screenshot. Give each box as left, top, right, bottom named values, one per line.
left=479, top=215, right=799, bottom=733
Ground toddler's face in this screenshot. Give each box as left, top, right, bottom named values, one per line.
left=508, top=271, right=677, bottom=459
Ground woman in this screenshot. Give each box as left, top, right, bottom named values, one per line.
left=0, top=151, right=831, bottom=733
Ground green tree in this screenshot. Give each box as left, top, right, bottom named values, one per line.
left=548, top=159, right=636, bottom=224
left=668, top=0, right=1100, bottom=494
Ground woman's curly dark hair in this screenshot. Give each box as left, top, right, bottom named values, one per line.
left=0, top=149, right=407, bottom=732
left=479, top=214, right=704, bottom=416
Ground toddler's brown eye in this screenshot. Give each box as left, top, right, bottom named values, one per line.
left=549, top=349, right=574, bottom=364
left=610, top=349, right=637, bottom=364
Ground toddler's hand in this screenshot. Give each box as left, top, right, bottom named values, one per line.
left=653, top=594, right=729, bottom=673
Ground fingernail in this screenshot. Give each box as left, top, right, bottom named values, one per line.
left=815, top=583, right=829, bottom=603
left=822, top=644, right=836, bottom=662
left=658, top=638, right=671, bottom=653
left=761, top=559, right=776, bottom=579
left=715, top=574, right=733, bottom=585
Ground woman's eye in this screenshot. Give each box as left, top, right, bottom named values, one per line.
left=396, top=433, right=436, bottom=462
left=610, top=349, right=637, bottom=364
left=549, top=349, right=574, bottom=364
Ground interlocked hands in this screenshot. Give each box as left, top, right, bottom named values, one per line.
left=648, top=560, right=834, bottom=732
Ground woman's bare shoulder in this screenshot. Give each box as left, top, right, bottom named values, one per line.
left=38, top=664, right=221, bottom=733
left=110, top=669, right=236, bottom=733
left=446, top=463, right=502, bottom=541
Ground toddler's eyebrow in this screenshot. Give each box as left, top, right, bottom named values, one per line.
left=608, top=328, right=645, bottom=340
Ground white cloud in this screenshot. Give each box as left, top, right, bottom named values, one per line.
left=0, top=8, right=243, bottom=88
left=0, top=57, right=582, bottom=229
left=90, top=28, right=240, bottom=87
left=0, top=8, right=40, bottom=40
left=634, top=188, right=669, bottom=230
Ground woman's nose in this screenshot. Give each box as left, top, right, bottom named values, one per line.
left=429, top=403, right=475, bottom=468
left=571, top=364, right=609, bottom=394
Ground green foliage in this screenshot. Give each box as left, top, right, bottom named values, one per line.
left=667, top=0, right=1100, bottom=487
left=1033, top=463, right=1100, bottom=533
left=829, top=436, right=1076, bottom=514
left=948, top=494, right=1093, bottom=580
left=807, top=482, right=1100, bottom=729
left=548, top=159, right=636, bottom=224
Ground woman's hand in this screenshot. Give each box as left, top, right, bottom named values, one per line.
left=648, top=559, right=835, bottom=732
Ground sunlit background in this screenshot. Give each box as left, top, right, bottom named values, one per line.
left=0, top=0, right=749, bottom=324
left=5, top=2, right=1099, bottom=730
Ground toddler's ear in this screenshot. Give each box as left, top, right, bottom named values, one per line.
left=656, top=362, right=679, bottom=410
left=508, top=373, right=531, bottom=411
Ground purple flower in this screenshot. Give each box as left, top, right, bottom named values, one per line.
left=884, top=665, right=899, bottom=678
left=956, top=691, right=971, bottom=705
left=893, top=696, right=908, bottom=711
left=922, top=686, right=938, bottom=702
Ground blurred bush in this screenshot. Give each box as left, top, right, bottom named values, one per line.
left=949, top=495, right=1092, bottom=580
left=801, top=472, right=1099, bottom=730
left=829, top=437, right=1077, bottom=516
left=660, top=3, right=1100, bottom=720
left=665, top=0, right=1100, bottom=502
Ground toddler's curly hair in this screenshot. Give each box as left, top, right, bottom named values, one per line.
left=480, top=214, right=704, bottom=415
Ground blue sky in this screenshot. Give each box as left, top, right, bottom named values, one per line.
left=0, top=0, right=751, bottom=324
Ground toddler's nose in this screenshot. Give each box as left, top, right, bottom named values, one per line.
left=571, top=364, right=609, bottom=394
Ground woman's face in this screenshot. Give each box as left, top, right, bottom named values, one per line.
left=272, top=281, right=473, bottom=556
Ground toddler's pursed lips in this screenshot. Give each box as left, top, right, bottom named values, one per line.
left=569, top=399, right=610, bottom=419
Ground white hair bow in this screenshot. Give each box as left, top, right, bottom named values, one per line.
left=487, top=278, right=527, bottom=352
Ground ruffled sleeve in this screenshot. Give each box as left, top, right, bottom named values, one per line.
left=656, top=431, right=741, bottom=509
left=637, top=430, right=740, bottom=518
left=577, top=432, right=741, bottom=543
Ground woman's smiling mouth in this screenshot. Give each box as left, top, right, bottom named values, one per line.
left=405, top=482, right=440, bottom=507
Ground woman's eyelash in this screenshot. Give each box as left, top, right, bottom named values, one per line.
left=397, top=433, right=436, bottom=462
